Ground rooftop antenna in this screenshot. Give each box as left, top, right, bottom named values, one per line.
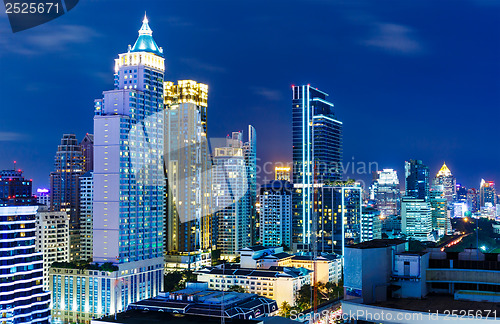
left=13, top=160, right=16, bottom=170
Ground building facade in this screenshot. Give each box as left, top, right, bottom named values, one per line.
left=370, top=169, right=400, bottom=218
left=0, top=169, right=36, bottom=206
left=360, top=206, right=382, bottom=242
left=480, top=179, right=496, bottom=208
left=35, top=207, right=70, bottom=291
left=50, top=134, right=84, bottom=261
left=258, top=180, right=293, bottom=248
left=401, top=197, right=432, bottom=241
left=429, top=186, right=449, bottom=237
left=79, top=171, right=93, bottom=262
left=80, top=134, right=94, bottom=173
left=163, top=80, right=212, bottom=269
left=291, top=85, right=342, bottom=248
left=433, top=163, right=456, bottom=206
left=405, top=160, right=429, bottom=201
left=0, top=206, right=51, bottom=323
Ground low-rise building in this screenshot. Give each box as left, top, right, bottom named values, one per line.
left=195, top=264, right=311, bottom=308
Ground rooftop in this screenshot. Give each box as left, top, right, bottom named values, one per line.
left=129, top=14, right=163, bottom=56
left=348, top=239, right=407, bottom=249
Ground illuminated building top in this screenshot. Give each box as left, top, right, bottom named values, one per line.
left=436, top=162, right=452, bottom=177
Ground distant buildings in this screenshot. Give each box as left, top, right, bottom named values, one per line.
left=433, top=162, right=456, bottom=206
left=35, top=207, right=69, bottom=291
left=0, top=169, right=36, bottom=206
left=212, top=131, right=253, bottom=257
left=405, top=160, right=429, bottom=200
left=50, top=134, right=84, bottom=261
left=36, top=188, right=50, bottom=207
left=0, top=206, right=50, bottom=323
left=370, top=169, right=400, bottom=218
left=291, top=85, right=342, bottom=249
left=275, top=166, right=291, bottom=181
left=480, top=179, right=496, bottom=207
left=80, top=133, right=94, bottom=173
left=401, top=197, right=432, bottom=241
left=258, top=180, right=293, bottom=248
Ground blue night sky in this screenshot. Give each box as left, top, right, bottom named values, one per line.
left=0, top=0, right=498, bottom=191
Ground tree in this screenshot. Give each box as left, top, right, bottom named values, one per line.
left=164, top=270, right=198, bottom=292
left=279, top=302, right=292, bottom=317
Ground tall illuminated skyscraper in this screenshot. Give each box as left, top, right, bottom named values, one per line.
left=405, top=160, right=429, bottom=200
left=164, top=80, right=213, bottom=269
left=243, top=125, right=257, bottom=245
left=433, top=162, right=456, bottom=206
left=291, top=85, right=342, bottom=248
left=49, top=134, right=84, bottom=261
left=51, top=16, right=165, bottom=323
left=370, top=169, right=400, bottom=218
left=480, top=179, right=496, bottom=207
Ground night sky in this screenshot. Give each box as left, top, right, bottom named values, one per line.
left=0, top=0, right=498, bottom=191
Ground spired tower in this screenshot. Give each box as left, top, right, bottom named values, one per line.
left=433, top=162, right=456, bottom=206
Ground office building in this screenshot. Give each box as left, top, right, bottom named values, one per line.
left=0, top=169, right=36, bottom=206
left=79, top=171, right=93, bottom=261
left=50, top=134, right=84, bottom=261
left=35, top=207, right=70, bottom=291
left=433, top=162, right=456, bottom=206
left=164, top=80, right=212, bottom=269
left=467, top=188, right=480, bottom=213
left=275, top=166, right=291, bottom=181
left=50, top=15, right=165, bottom=322
left=258, top=180, right=293, bottom=248
left=212, top=131, right=252, bottom=257
left=0, top=206, right=51, bottom=323
left=243, top=125, right=257, bottom=245
left=429, top=186, right=449, bottom=237
left=80, top=133, right=94, bottom=173
left=370, top=169, right=400, bottom=218
left=401, top=197, right=432, bottom=241
left=404, top=160, right=429, bottom=200
left=480, top=179, right=496, bottom=207
left=360, top=206, right=382, bottom=242
left=291, top=85, right=342, bottom=248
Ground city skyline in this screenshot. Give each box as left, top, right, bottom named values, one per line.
left=0, top=0, right=499, bottom=190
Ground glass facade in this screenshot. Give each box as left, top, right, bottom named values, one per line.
left=404, top=159, right=429, bottom=201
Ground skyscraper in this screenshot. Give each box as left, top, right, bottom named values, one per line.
left=164, top=80, right=212, bottom=268
left=429, top=185, right=449, bottom=237
left=243, top=125, right=257, bottom=245
left=433, top=162, right=456, bottom=206
left=49, top=16, right=166, bottom=321
left=291, top=85, right=342, bottom=248
left=79, top=170, right=93, bottom=261
left=1, top=206, right=51, bottom=323
left=212, top=131, right=252, bottom=257
left=480, top=179, right=496, bottom=207
left=80, top=133, right=94, bottom=173
left=258, top=180, right=293, bottom=248
left=370, top=169, right=400, bottom=218
left=401, top=197, right=432, bottom=241
left=405, top=160, right=429, bottom=200
left=50, top=134, right=84, bottom=261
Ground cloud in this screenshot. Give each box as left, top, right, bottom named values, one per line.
left=0, top=132, right=27, bottom=142
left=362, top=23, right=425, bottom=55
left=251, top=86, right=283, bottom=101
left=0, top=24, right=100, bottom=56
left=180, top=58, right=226, bottom=73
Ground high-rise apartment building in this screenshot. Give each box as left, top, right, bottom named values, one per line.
left=79, top=171, right=93, bottom=261
left=480, top=179, right=496, bottom=207
left=405, top=160, right=429, bottom=200
left=50, top=134, right=84, bottom=261
left=50, top=16, right=165, bottom=322
left=212, top=131, right=252, bottom=257
left=433, top=162, right=456, bottom=206
left=0, top=169, right=36, bottom=206
left=370, top=169, right=400, bottom=218
left=164, top=80, right=212, bottom=269
left=35, top=207, right=70, bottom=291
left=80, top=133, right=94, bottom=173
left=291, top=85, right=342, bottom=248
left=36, top=188, right=50, bottom=207
left=258, top=180, right=293, bottom=248
left=0, top=206, right=51, bottom=323
left=401, top=197, right=432, bottom=241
